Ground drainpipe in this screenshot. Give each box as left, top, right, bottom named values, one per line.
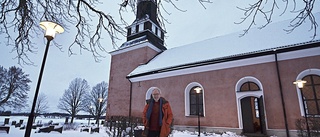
left=274, top=50, right=290, bottom=137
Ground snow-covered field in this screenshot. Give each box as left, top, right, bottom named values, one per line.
left=0, top=116, right=246, bottom=137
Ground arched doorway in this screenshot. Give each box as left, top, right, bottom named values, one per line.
left=235, top=76, right=267, bottom=135
left=241, top=96, right=266, bottom=134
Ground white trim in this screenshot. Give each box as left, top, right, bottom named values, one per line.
left=184, top=82, right=205, bottom=117
left=235, top=76, right=264, bottom=92
left=157, top=28, right=161, bottom=37
left=235, top=77, right=267, bottom=130
left=277, top=46, right=320, bottom=60
left=126, top=18, right=166, bottom=32
left=295, top=69, right=320, bottom=116
left=132, top=26, right=136, bottom=34
left=110, top=41, right=162, bottom=55
left=139, top=23, right=144, bottom=32
left=152, top=25, right=156, bottom=34
left=129, top=47, right=320, bottom=82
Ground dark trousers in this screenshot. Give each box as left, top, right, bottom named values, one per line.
left=147, top=130, right=160, bottom=137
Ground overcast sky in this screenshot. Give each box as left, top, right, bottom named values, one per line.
left=1, top=0, right=319, bottom=113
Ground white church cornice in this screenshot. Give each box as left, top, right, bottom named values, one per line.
left=109, top=39, right=162, bottom=55
left=128, top=45, right=320, bottom=82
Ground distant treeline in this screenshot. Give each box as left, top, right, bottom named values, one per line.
left=0, top=111, right=104, bottom=119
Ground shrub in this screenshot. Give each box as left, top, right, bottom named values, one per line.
left=296, top=117, right=320, bottom=137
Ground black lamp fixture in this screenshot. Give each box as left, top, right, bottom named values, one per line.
left=24, top=21, right=64, bottom=137
left=194, top=87, right=202, bottom=137
left=97, top=98, right=103, bottom=127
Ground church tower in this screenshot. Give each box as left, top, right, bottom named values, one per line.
left=125, top=0, right=165, bottom=49
left=106, top=0, right=166, bottom=117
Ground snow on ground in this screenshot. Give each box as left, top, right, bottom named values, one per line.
left=0, top=116, right=246, bottom=137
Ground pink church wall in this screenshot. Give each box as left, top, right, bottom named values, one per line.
left=107, top=46, right=159, bottom=117
left=276, top=56, right=320, bottom=129
left=129, top=55, right=320, bottom=130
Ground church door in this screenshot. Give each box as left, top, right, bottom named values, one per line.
left=259, top=96, right=267, bottom=134
left=241, top=96, right=266, bottom=134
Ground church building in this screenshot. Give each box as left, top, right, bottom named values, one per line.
left=106, top=0, right=320, bottom=136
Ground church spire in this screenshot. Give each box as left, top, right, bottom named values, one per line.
left=122, top=0, right=166, bottom=50
left=136, top=0, right=159, bottom=25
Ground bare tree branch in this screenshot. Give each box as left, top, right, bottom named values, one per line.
left=1, top=0, right=127, bottom=65
left=58, top=78, right=90, bottom=123
left=35, top=93, right=49, bottom=115
left=5, top=0, right=316, bottom=66
left=236, top=0, right=318, bottom=39
left=0, top=65, right=31, bottom=111
left=83, top=81, right=108, bottom=124
left=285, top=0, right=317, bottom=39
left=1, top=0, right=215, bottom=65
left=34, top=93, right=49, bottom=122
left=119, top=0, right=212, bottom=47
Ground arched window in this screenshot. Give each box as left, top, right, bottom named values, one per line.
left=189, top=86, right=203, bottom=116
left=240, top=81, right=260, bottom=91
left=185, top=82, right=205, bottom=116
left=301, top=75, right=320, bottom=116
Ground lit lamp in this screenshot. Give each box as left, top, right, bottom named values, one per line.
left=293, top=80, right=310, bottom=137
left=97, top=98, right=103, bottom=127
left=24, top=21, right=64, bottom=137
left=194, top=87, right=202, bottom=137
left=293, top=80, right=307, bottom=89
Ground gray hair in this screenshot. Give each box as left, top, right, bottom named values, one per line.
left=152, top=87, right=161, bottom=94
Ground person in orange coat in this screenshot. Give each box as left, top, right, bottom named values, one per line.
left=143, top=88, right=173, bottom=137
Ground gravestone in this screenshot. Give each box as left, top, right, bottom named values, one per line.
left=11, top=121, right=16, bottom=125
left=4, top=118, right=9, bottom=125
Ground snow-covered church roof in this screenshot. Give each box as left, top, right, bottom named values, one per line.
left=128, top=13, right=320, bottom=77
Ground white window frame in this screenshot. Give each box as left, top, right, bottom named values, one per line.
left=184, top=82, right=205, bottom=117
left=295, top=69, right=320, bottom=116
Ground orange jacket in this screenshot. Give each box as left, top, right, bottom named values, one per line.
left=143, top=97, right=173, bottom=137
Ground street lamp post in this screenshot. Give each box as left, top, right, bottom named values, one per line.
left=97, top=98, right=103, bottom=127
left=194, top=87, right=202, bottom=137
left=24, top=21, right=64, bottom=137
left=88, top=106, right=93, bottom=125
left=294, top=80, right=310, bottom=137
left=88, top=117, right=91, bottom=126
